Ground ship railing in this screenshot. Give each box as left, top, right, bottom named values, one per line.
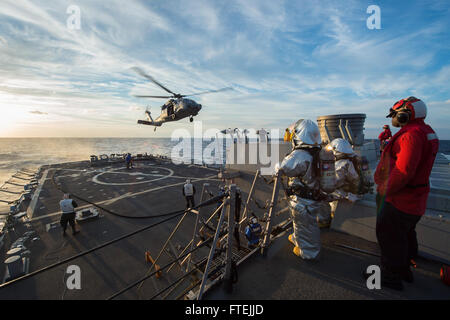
left=0, top=170, right=38, bottom=215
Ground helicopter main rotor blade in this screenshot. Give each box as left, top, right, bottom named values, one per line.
left=131, top=67, right=177, bottom=96
left=134, top=95, right=173, bottom=99
left=182, top=87, right=233, bottom=97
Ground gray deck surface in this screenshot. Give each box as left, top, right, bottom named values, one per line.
left=430, top=155, right=450, bottom=192
left=0, top=158, right=448, bottom=300
left=204, top=229, right=450, bottom=300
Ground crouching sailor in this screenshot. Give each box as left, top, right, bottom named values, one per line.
left=276, top=119, right=335, bottom=259
left=245, top=217, right=262, bottom=248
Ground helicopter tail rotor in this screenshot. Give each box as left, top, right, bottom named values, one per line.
left=145, top=107, right=154, bottom=123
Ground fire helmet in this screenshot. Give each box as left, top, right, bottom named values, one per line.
left=330, top=138, right=354, bottom=155
left=291, top=119, right=322, bottom=149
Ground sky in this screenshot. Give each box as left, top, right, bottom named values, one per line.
left=0, top=0, right=449, bottom=138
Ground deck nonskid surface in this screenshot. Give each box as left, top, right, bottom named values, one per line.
left=1, top=159, right=448, bottom=300
left=0, top=159, right=223, bottom=299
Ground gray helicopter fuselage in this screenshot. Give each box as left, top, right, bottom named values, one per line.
left=155, top=98, right=202, bottom=123
left=133, top=67, right=230, bottom=129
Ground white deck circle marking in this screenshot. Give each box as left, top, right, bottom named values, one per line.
left=92, top=166, right=174, bottom=186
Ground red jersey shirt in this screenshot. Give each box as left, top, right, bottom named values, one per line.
left=374, top=119, right=439, bottom=216
left=378, top=129, right=392, bottom=141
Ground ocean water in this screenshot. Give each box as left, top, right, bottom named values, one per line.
left=0, top=138, right=449, bottom=187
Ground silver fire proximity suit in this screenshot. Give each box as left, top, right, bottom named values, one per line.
left=329, top=138, right=361, bottom=217
left=277, top=119, right=324, bottom=260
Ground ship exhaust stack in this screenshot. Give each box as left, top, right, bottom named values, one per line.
left=316, top=114, right=366, bottom=146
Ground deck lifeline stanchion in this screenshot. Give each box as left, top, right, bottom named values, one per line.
left=239, top=170, right=259, bottom=232
left=137, top=210, right=191, bottom=292
left=197, top=199, right=229, bottom=300
left=154, top=265, right=202, bottom=300
left=167, top=201, right=225, bottom=274
left=186, top=183, right=209, bottom=272
left=190, top=218, right=294, bottom=300
left=108, top=235, right=216, bottom=300
left=136, top=191, right=226, bottom=293
left=223, top=184, right=236, bottom=293
left=260, top=172, right=280, bottom=257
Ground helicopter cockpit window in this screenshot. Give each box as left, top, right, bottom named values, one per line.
left=167, top=104, right=174, bottom=116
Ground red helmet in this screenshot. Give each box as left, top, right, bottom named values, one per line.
left=387, top=96, right=427, bottom=120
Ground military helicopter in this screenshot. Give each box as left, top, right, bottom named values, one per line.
left=132, top=67, right=232, bottom=131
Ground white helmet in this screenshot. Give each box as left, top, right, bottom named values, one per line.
left=330, top=138, right=354, bottom=155
left=291, top=119, right=322, bottom=148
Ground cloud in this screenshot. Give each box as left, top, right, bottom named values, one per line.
left=128, top=105, right=143, bottom=112
left=0, top=1, right=449, bottom=138
left=29, top=110, right=48, bottom=115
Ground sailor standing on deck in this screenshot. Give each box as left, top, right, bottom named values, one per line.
left=276, top=119, right=331, bottom=259
left=125, top=153, right=133, bottom=169
left=378, top=125, right=392, bottom=154
left=183, top=179, right=196, bottom=210
left=59, top=193, right=80, bottom=236
left=372, top=97, right=439, bottom=290
left=322, top=138, right=361, bottom=227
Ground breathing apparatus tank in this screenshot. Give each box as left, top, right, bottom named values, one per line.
left=319, top=147, right=336, bottom=193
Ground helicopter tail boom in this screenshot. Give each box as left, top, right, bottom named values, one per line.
left=137, top=119, right=162, bottom=126
left=137, top=108, right=162, bottom=126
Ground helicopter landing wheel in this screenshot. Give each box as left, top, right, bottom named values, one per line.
left=189, top=116, right=194, bottom=122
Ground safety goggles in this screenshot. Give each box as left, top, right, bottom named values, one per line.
left=386, top=99, right=407, bottom=118
left=387, top=97, right=417, bottom=118
left=386, top=108, right=397, bottom=118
